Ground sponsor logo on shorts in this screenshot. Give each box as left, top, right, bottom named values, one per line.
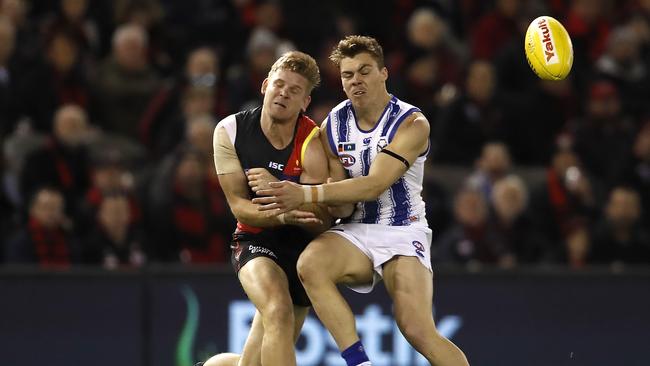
left=412, top=240, right=425, bottom=258
left=248, top=245, right=277, bottom=259
left=233, top=243, right=243, bottom=261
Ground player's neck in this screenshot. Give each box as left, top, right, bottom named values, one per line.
left=353, top=92, right=391, bottom=129
left=260, top=113, right=297, bottom=149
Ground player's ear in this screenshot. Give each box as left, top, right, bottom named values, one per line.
left=261, top=78, right=269, bottom=94
left=381, top=67, right=388, bottom=81
left=301, top=95, right=312, bottom=113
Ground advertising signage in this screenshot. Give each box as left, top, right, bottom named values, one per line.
left=1, top=269, right=649, bottom=366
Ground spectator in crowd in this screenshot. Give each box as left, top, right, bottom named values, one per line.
left=435, top=175, right=537, bottom=268
left=590, top=186, right=650, bottom=265
left=394, top=7, right=466, bottom=118
left=77, top=148, right=141, bottom=236
left=139, top=47, right=229, bottom=153
left=151, top=87, right=215, bottom=156
left=84, top=192, right=146, bottom=269
left=40, top=0, right=101, bottom=58
left=147, top=148, right=232, bottom=263
left=465, top=142, right=513, bottom=203
left=5, top=187, right=80, bottom=267
left=433, top=60, right=506, bottom=164
left=113, top=0, right=171, bottom=74
left=595, top=24, right=650, bottom=119
left=93, top=23, right=160, bottom=141
left=471, top=0, right=521, bottom=60
left=434, top=188, right=492, bottom=266
left=489, top=175, right=539, bottom=264
left=19, top=27, right=91, bottom=132
left=529, top=146, right=599, bottom=264
left=19, top=104, right=90, bottom=216
left=569, top=80, right=637, bottom=187
left=0, top=0, right=41, bottom=76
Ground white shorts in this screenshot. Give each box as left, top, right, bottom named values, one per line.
left=327, top=223, right=433, bottom=293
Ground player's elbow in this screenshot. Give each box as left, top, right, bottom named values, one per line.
left=229, top=204, right=258, bottom=227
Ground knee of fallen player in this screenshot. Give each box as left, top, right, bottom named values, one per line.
left=202, top=353, right=240, bottom=366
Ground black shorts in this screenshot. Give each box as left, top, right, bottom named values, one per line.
left=230, top=227, right=313, bottom=307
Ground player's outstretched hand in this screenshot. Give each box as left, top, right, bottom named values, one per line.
left=246, top=168, right=278, bottom=193
left=253, top=181, right=304, bottom=213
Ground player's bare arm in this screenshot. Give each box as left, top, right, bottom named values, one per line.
left=293, top=128, right=333, bottom=232
left=213, top=125, right=320, bottom=226
left=253, top=112, right=429, bottom=212
left=320, top=119, right=355, bottom=218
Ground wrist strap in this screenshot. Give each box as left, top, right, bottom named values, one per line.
left=302, top=185, right=324, bottom=203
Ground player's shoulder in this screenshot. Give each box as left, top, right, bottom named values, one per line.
left=393, top=97, right=422, bottom=117
left=393, top=97, right=427, bottom=123
left=215, top=113, right=238, bottom=145
left=398, top=112, right=430, bottom=134
left=216, top=113, right=237, bottom=129
left=329, top=99, right=352, bottom=117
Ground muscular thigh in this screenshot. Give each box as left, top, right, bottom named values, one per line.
left=232, top=231, right=312, bottom=306
left=300, top=232, right=374, bottom=285
left=238, top=257, right=291, bottom=305
left=383, top=256, right=434, bottom=310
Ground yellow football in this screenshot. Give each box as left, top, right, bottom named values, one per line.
left=524, top=16, right=573, bottom=80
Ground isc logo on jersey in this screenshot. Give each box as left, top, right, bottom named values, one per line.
left=524, top=16, right=573, bottom=80
left=268, top=161, right=284, bottom=171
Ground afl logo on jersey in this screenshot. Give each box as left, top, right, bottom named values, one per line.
left=339, top=154, right=356, bottom=167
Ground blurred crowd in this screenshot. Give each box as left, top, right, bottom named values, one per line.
left=0, top=0, right=649, bottom=271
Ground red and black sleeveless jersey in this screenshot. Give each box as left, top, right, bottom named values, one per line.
left=234, top=106, right=318, bottom=187
left=233, top=106, right=318, bottom=233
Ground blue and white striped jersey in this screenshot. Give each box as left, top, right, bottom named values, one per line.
left=325, top=95, right=429, bottom=226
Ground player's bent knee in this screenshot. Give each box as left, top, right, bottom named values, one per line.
left=396, top=315, right=435, bottom=348
left=261, top=301, right=295, bottom=329
left=296, top=250, right=325, bottom=284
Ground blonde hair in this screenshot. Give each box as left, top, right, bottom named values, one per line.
left=269, top=51, right=320, bottom=93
